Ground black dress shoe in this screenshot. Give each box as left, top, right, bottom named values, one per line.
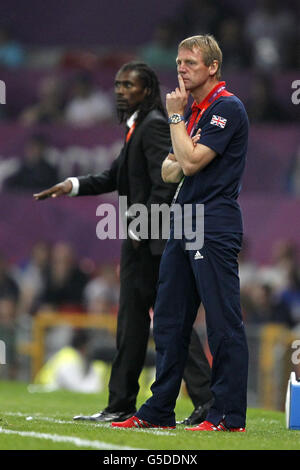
left=177, top=398, right=214, bottom=425
left=73, top=409, right=135, bottom=423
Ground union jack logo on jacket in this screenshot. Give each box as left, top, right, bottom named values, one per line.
left=210, top=115, right=227, bottom=129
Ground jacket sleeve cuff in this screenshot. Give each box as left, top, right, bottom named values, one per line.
left=67, top=177, right=80, bottom=196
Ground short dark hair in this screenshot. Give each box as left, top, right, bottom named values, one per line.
left=116, top=61, right=166, bottom=125
left=70, top=329, right=90, bottom=350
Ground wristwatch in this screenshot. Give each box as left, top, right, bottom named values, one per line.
left=168, top=113, right=185, bottom=124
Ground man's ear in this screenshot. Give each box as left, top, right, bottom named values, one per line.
left=144, top=87, right=151, bottom=97
left=209, top=60, right=218, bottom=77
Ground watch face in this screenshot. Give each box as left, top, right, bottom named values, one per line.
left=170, top=114, right=182, bottom=123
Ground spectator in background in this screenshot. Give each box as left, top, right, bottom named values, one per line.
left=238, top=238, right=258, bottom=290
left=273, top=267, right=300, bottom=328
left=83, top=263, right=119, bottom=315
left=238, top=239, right=260, bottom=323
left=246, top=74, right=290, bottom=123
left=257, top=240, right=299, bottom=293
left=244, top=0, right=296, bottom=71
left=3, top=134, right=58, bottom=193
left=16, top=241, right=51, bottom=316
left=19, top=76, right=66, bottom=126
left=286, top=145, right=300, bottom=196
left=238, top=241, right=300, bottom=327
left=64, top=72, right=113, bottom=126
left=137, top=20, right=178, bottom=71
left=0, top=255, right=19, bottom=303
left=0, top=253, right=19, bottom=379
left=37, top=242, right=89, bottom=313
left=218, top=18, right=250, bottom=70
left=32, top=329, right=106, bottom=393
left=0, top=297, right=18, bottom=379
left=291, top=16, right=300, bottom=70
left=175, top=0, right=230, bottom=39
left=0, top=25, right=25, bottom=68
left=243, top=283, right=281, bottom=324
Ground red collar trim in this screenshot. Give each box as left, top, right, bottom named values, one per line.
left=191, top=81, right=227, bottom=112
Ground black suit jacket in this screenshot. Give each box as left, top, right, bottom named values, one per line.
left=77, top=109, right=177, bottom=255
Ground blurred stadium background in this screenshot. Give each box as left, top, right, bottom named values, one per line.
left=0, top=0, right=300, bottom=412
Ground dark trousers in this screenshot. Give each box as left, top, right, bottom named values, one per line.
left=136, top=233, right=248, bottom=428
left=106, top=238, right=212, bottom=413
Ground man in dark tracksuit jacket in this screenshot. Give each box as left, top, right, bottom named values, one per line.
left=34, top=62, right=213, bottom=423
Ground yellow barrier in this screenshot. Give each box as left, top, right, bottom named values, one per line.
left=21, top=311, right=117, bottom=380
left=20, top=315, right=298, bottom=410
left=258, top=323, right=296, bottom=410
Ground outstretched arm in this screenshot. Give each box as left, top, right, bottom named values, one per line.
left=34, top=155, right=120, bottom=200
left=33, top=179, right=73, bottom=200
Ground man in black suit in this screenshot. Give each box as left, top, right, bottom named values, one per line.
left=34, top=62, right=213, bottom=424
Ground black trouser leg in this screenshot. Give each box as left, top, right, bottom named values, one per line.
left=183, top=328, right=213, bottom=407
left=107, top=240, right=160, bottom=413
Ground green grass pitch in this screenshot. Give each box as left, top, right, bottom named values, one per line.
left=0, top=380, right=299, bottom=450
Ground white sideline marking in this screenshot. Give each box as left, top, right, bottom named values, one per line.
left=0, top=427, right=143, bottom=450
left=135, top=429, right=176, bottom=436
left=3, top=411, right=107, bottom=426
left=3, top=412, right=177, bottom=436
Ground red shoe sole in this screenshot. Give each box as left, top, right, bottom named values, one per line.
left=185, top=420, right=246, bottom=432
left=111, top=416, right=176, bottom=429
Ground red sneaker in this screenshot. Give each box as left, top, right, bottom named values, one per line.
left=111, top=415, right=176, bottom=429
left=228, top=426, right=246, bottom=432
left=185, top=420, right=245, bottom=432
